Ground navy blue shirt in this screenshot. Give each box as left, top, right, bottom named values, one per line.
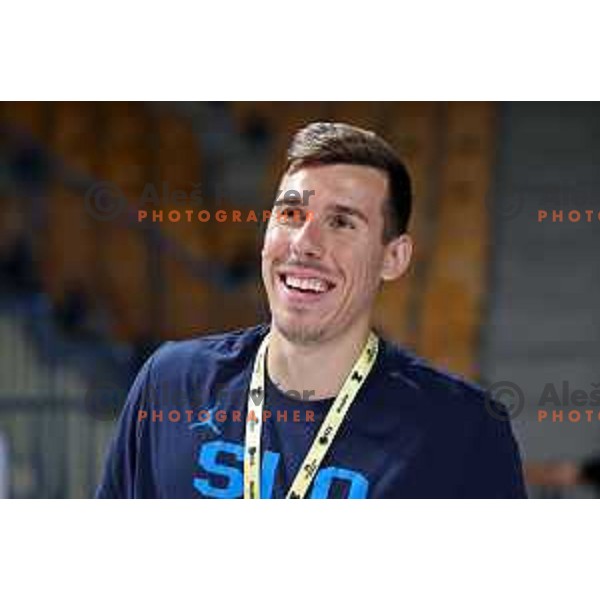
left=96, top=325, right=526, bottom=499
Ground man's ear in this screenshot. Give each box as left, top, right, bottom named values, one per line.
left=380, top=234, right=413, bottom=281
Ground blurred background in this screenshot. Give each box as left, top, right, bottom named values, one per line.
left=0, top=101, right=598, bottom=498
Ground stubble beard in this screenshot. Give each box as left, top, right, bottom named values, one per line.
left=272, top=311, right=328, bottom=346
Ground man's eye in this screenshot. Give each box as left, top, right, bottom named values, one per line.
left=329, top=214, right=355, bottom=229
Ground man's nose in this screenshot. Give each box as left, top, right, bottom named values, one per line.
left=290, top=217, right=325, bottom=259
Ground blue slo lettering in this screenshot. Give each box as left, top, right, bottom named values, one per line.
left=310, top=467, right=369, bottom=499
left=194, top=441, right=367, bottom=499
left=194, top=441, right=243, bottom=498
left=193, top=441, right=280, bottom=499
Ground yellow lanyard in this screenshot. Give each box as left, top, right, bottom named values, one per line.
left=243, top=331, right=379, bottom=499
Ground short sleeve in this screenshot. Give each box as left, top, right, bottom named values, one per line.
left=458, top=402, right=527, bottom=499
left=95, top=350, right=158, bottom=498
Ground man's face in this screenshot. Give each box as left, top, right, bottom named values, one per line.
left=261, top=163, right=410, bottom=345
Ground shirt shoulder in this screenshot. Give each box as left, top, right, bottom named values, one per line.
left=377, top=338, right=495, bottom=420
left=148, top=324, right=269, bottom=387
left=375, top=339, right=524, bottom=485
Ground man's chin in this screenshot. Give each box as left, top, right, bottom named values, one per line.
left=272, top=316, right=327, bottom=345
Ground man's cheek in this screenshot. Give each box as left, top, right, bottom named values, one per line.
left=261, top=237, right=277, bottom=261
left=354, top=261, right=374, bottom=290
left=264, top=232, right=289, bottom=260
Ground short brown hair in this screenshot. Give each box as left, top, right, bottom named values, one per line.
left=284, top=122, right=412, bottom=241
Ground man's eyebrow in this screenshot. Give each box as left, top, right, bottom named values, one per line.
left=329, top=203, right=369, bottom=224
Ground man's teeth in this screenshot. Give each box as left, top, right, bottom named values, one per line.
left=284, top=275, right=328, bottom=293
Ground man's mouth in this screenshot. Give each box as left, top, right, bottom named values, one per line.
left=281, top=274, right=333, bottom=293
left=277, top=272, right=336, bottom=298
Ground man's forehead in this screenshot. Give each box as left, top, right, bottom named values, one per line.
left=280, top=164, right=388, bottom=208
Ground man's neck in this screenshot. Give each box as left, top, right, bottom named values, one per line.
left=266, top=320, right=372, bottom=400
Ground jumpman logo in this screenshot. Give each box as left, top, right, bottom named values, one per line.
left=189, top=404, right=222, bottom=436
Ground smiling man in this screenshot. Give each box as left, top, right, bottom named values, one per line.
left=97, top=122, right=526, bottom=499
